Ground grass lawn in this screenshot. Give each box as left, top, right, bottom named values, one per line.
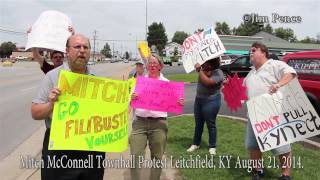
left=167, top=115, right=320, bottom=180
left=166, top=73, right=198, bottom=83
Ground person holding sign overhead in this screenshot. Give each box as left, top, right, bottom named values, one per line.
left=187, top=57, right=223, bottom=155
left=130, top=54, right=184, bottom=180
left=27, top=26, right=75, bottom=74
left=244, top=42, right=296, bottom=180
left=31, top=34, right=105, bottom=180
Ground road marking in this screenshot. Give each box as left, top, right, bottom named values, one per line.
left=21, top=86, right=37, bottom=92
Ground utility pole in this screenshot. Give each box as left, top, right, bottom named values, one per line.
left=112, top=42, right=115, bottom=59
left=93, top=30, right=97, bottom=61
left=145, top=0, right=148, bottom=41
left=135, top=36, right=138, bottom=58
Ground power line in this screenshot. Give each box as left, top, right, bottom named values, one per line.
left=0, top=27, right=26, bottom=36
left=93, top=38, right=141, bottom=42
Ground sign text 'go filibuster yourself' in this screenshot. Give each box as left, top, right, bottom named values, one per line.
left=247, top=78, right=320, bottom=152
left=49, top=70, right=131, bottom=152
left=182, top=27, right=226, bottom=73
left=131, top=76, right=184, bottom=114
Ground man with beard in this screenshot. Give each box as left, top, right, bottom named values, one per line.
left=31, top=34, right=105, bottom=180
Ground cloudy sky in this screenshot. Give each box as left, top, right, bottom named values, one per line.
left=0, top=0, right=319, bottom=55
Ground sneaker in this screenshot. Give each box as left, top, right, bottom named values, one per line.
left=209, top=148, right=216, bottom=155
left=251, top=170, right=264, bottom=180
left=278, top=175, right=291, bottom=180
left=187, top=145, right=199, bottom=152
left=252, top=172, right=260, bottom=180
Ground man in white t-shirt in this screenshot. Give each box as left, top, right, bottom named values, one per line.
left=244, top=42, right=296, bottom=180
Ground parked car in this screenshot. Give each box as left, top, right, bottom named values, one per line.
left=163, top=56, right=172, bottom=66
left=16, top=56, right=27, bottom=60
left=177, top=58, right=183, bottom=66
left=220, top=55, right=232, bottom=65
left=123, top=59, right=129, bottom=63
left=282, top=50, right=320, bottom=115
left=2, top=60, right=13, bottom=67
left=228, top=54, right=242, bottom=60
left=87, top=61, right=95, bottom=65
left=220, top=55, right=251, bottom=79
left=220, top=53, right=279, bottom=79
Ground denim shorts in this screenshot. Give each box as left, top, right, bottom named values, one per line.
left=245, top=121, right=291, bottom=156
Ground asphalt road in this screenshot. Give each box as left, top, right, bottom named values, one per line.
left=0, top=61, right=134, bottom=160
left=162, top=65, right=248, bottom=118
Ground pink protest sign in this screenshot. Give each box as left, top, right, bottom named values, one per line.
left=131, top=76, right=184, bottom=114
left=221, top=73, right=248, bottom=112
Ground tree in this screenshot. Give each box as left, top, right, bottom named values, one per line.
left=0, top=41, right=16, bottom=58
left=316, top=33, right=320, bottom=43
left=263, top=24, right=273, bottom=34
left=124, top=51, right=130, bottom=59
left=300, top=36, right=312, bottom=43
left=147, top=22, right=168, bottom=54
left=194, top=28, right=204, bottom=34
left=274, top=27, right=297, bottom=42
left=172, top=31, right=189, bottom=45
left=100, top=42, right=112, bottom=58
left=300, top=36, right=320, bottom=44
left=215, top=22, right=231, bottom=35
left=234, top=21, right=263, bottom=36
left=231, top=27, right=237, bottom=35
left=173, top=47, right=179, bottom=56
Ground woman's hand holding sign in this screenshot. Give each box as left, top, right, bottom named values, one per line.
left=177, top=98, right=185, bottom=106
left=131, top=92, right=138, bottom=101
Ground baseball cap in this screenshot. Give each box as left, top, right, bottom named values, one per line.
left=135, top=60, right=144, bottom=65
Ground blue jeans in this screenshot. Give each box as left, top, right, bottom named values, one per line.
left=192, top=93, right=221, bottom=148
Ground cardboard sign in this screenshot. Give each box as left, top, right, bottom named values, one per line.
left=182, top=27, right=226, bottom=73
left=49, top=70, right=130, bottom=152
left=131, top=76, right=184, bottom=114
left=247, top=78, right=320, bottom=152
left=25, top=10, right=72, bottom=52
left=138, top=41, right=151, bottom=59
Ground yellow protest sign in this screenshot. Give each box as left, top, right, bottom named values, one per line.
left=138, top=41, right=150, bottom=59
left=49, top=70, right=130, bottom=152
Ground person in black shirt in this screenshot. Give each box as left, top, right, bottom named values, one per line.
left=32, top=48, right=64, bottom=74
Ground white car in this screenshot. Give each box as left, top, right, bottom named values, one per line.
left=16, top=56, right=27, bottom=60
left=87, top=61, right=95, bottom=65
left=220, top=55, right=232, bottom=65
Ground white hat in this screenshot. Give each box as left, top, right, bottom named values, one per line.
left=135, top=60, right=144, bottom=65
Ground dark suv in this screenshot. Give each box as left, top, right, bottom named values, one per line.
left=282, top=51, right=320, bottom=114
left=220, top=55, right=251, bottom=79
left=220, top=54, right=279, bottom=79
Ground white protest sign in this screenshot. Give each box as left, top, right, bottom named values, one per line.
left=25, top=10, right=72, bottom=52
left=247, top=78, right=320, bottom=152
left=181, top=27, right=226, bottom=73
